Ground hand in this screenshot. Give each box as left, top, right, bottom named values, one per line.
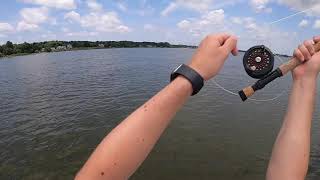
left=188, top=33, right=238, bottom=81
left=293, top=36, right=320, bottom=81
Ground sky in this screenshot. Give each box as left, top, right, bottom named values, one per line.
left=0, top=0, right=319, bottom=54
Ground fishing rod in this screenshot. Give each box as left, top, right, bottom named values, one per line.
left=239, top=41, right=320, bottom=102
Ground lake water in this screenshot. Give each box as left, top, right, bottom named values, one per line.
left=1, top=48, right=320, bottom=180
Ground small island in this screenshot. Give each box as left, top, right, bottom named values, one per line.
left=0, top=40, right=197, bottom=58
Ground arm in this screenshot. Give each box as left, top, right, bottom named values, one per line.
left=267, top=36, right=320, bottom=180
left=75, top=33, right=238, bottom=180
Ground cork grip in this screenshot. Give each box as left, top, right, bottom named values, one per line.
left=239, top=41, right=320, bottom=102
left=280, top=42, right=320, bottom=75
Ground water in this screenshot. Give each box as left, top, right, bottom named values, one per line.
left=0, top=48, right=320, bottom=180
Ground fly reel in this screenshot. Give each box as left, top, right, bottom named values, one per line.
left=243, top=45, right=275, bottom=79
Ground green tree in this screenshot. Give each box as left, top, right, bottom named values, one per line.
left=5, top=41, right=14, bottom=49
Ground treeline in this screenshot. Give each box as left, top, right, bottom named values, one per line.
left=0, top=40, right=196, bottom=57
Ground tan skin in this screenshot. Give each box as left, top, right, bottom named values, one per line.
left=76, top=33, right=320, bottom=180
left=267, top=36, right=320, bottom=180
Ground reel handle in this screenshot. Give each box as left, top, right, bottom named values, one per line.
left=239, top=42, right=320, bottom=102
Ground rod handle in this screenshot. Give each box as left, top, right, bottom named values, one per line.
left=280, top=42, right=320, bottom=75
left=239, top=41, right=320, bottom=102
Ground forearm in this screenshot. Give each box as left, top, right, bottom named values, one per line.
left=267, top=77, right=317, bottom=180
left=76, top=76, right=192, bottom=180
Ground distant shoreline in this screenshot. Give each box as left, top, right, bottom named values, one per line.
left=0, top=40, right=291, bottom=59
left=0, top=40, right=197, bottom=59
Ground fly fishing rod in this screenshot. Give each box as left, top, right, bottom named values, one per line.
left=239, top=41, right=320, bottom=102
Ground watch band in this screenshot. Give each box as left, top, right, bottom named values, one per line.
left=170, top=64, right=204, bottom=96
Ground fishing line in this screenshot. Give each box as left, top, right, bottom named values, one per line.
left=212, top=6, right=316, bottom=102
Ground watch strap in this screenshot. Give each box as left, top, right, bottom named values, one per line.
left=170, top=64, right=204, bottom=96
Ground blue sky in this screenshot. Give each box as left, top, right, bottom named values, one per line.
left=0, top=0, right=319, bottom=54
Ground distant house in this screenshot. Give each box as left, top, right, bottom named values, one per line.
left=98, top=44, right=105, bottom=48
left=56, top=46, right=67, bottom=51
left=67, top=44, right=72, bottom=49
left=41, top=48, right=46, bottom=52
left=51, top=47, right=56, bottom=52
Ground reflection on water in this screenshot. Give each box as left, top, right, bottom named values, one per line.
left=0, top=48, right=319, bottom=180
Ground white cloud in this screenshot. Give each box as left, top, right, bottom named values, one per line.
left=277, top=0, right=320, bottom=16
left=64, top=11, right=81, bottom=22
left=20, top=0, right=76, bottom=10
left=66, top=31, right=98, bottom=37
left=250, top=0, right=272, bottom=13
left=0, top=23, right=14, bottom=33
left=230, top=17, right=242, bottom=24
left=17, top=21, right=39, bottom=31
left=65, top=10, right=131, bottom=33
left=80, top=12, right=130, bottom=33
left=177, top=20, right=191, bottom=29
left=314, top=20, right=320, bottom=29
left=20, top=7, right=49, bottom=24
left=86, top=0, right=103, bottom=11
left=299, top=19, right=309, bottom=27
left=17, top=7, right=49, bottom=32
left=117, top=2, right=128, bottom=12
left=228, top=16, right=298, bottom=54
left=161, top=3, right=178, bottom=16
left=161, top=0, right=213, bottom=16
left=177, top=9, right=225, bottom=36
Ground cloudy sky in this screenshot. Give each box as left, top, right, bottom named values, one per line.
left=0, top=0, right=319, bottom=54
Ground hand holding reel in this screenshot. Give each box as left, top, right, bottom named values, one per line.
left=239, top=42, right=320, bottom=102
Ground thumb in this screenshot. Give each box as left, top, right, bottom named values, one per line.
left=222, top=36, right=238, bottom=56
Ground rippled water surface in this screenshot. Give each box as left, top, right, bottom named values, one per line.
left=1, top=48, right=320, bottom=180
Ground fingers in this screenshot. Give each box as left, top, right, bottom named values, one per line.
left=299, top=44, right=312, bottom=60
left=314, top=36, right=320, bottom=43
left=294, top=48, right=305, bottom=62
left=294, top=38, right=319, bottom=62
left=304, top=40, right=315, bottom=56
left=214, top=33, right=232, bottom=46
left=231, top=46, right=239, bottom=56
left=222, top=36, right=238, bottom=56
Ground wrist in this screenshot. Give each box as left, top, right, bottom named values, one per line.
left=293, top=76, right=317, bottom=88
left=172, top=76, right=193, bottom=95
left=171, top=64, right=204, bottom=96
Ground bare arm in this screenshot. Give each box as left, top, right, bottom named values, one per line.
left=267, top=36, right=320, bottom=180
left=76, top=76, right=192, bottom=179
left=75, top=34, right=238, bottom=180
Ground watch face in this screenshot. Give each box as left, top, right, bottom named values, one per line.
left=173, top=64, right=183, bottom=73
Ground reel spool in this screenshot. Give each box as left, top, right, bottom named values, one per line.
left=243, top=45, right=275, bottom=79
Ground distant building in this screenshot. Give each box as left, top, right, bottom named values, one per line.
left=67, top=44, right=73, bottom=49
left=98, top=44, right=105, bottom=48
left=41, top=48, right=46, bottom=52
left=51, top=47, right=56, bottom=52
left=56, top=46, right=67, bottom=51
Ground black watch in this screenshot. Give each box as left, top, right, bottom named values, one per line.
left=170, top=64, right=204, bottom=96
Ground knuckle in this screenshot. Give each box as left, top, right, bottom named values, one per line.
left=220, top=48, right=229, bottom=56
left=304, top=40, right=310, bottom=46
